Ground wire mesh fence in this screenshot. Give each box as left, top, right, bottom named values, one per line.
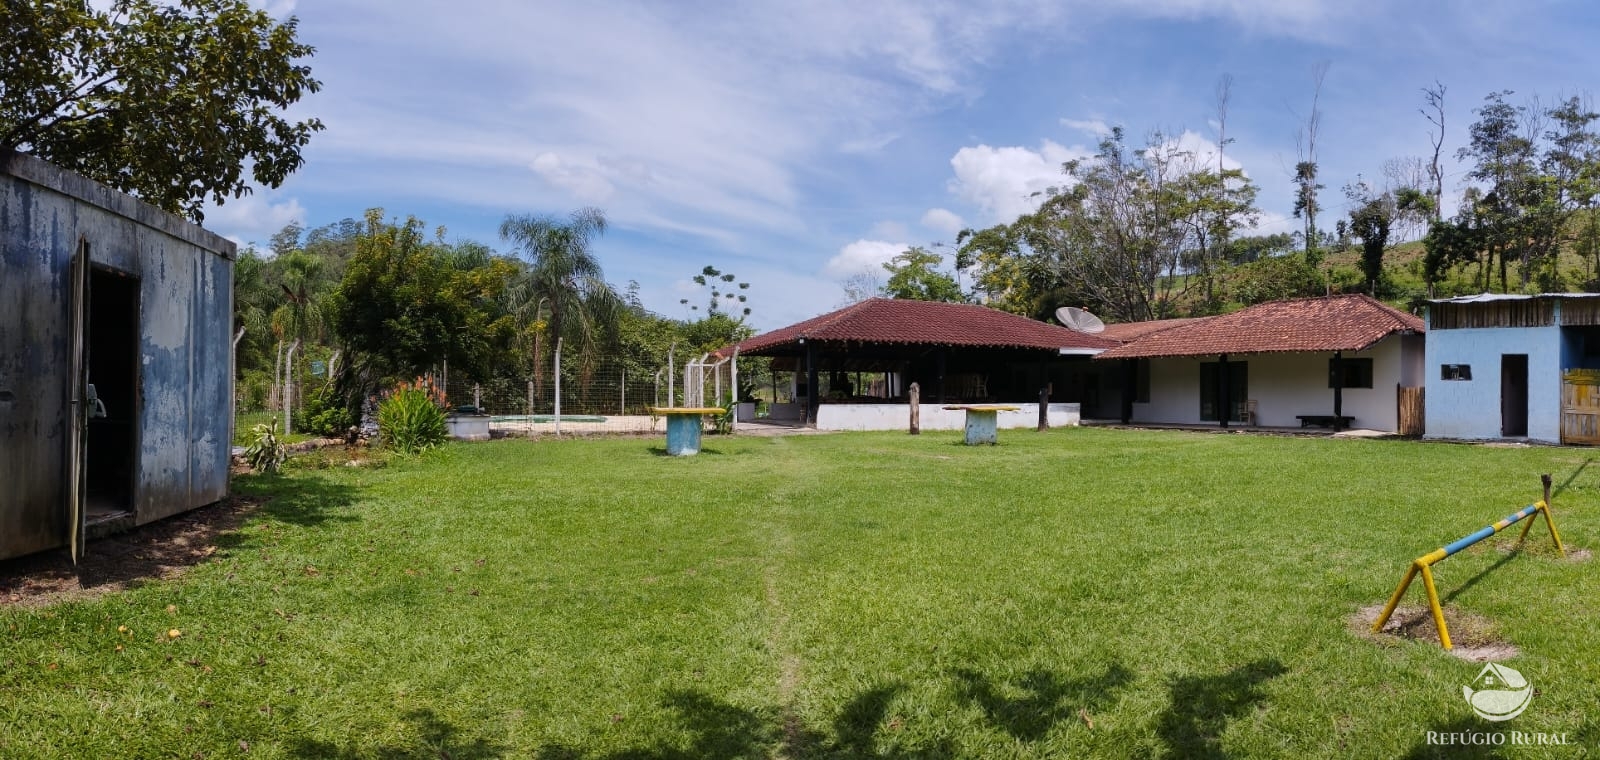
left=421, top=347, right=772, bottom=437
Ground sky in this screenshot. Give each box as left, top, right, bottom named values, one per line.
left=205, top=0, right=1600, bottom=330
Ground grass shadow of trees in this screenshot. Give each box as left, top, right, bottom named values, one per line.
left=286, top=707, right=506, bottom=759
left=1156, top=659, right=1287, bottom=760
left=950, top=662, right=1135, bottom=742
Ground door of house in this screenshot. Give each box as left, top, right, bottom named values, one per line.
left=66, top=240, right=90, bottom=564
left=1200, top=361, right=1248, bottom=423
left=1561, top=369, right=1600, bottom=444
left=1501, top=354, right=1528, bottom=437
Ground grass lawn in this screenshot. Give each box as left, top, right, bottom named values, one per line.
left=3, top=429, right=1597, bottom=758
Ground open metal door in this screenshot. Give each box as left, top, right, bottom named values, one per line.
left=67, top=239, right=90, bottom=563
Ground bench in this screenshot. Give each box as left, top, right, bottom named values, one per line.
left=1296, top=414, right=1355, bottom=429
left=942, top=404, right=1022, bottom=445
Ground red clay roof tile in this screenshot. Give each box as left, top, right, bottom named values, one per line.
left=1095, top=294, right=1424, bottom=360
left=730, top=298, right=1121, bottom=355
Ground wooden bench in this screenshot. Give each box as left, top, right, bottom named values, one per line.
left=942, top=404, right=1021, bottom=445
left=1296, top=414, right=1355, bottom=429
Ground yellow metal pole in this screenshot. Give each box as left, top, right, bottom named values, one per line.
left=1542, top=504, right=1566, bottom=557
left=1420, top=563, right=1451, bottom=650
left=1516, top=502, right=1541, bottom=544
left=1372, top=563, right=1419, bottom=633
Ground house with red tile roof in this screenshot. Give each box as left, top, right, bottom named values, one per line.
left=1091, top=295, right=1426, bottom=432
left=725, top=298, right=1119, bottom=429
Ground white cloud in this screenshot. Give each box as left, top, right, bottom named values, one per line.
left=920, top=207, right=965, bottom=237
left=1152, top=130, right=1246, bottom=174
left=947, top=140, right=1091, bottom=222
left=530, top=152, right=617, bottom=204
left=1060, top=118, right=1113, bottom=137
left=201, top=190, right=305, bottom=250
left=823, top=239, right=908, bottom=279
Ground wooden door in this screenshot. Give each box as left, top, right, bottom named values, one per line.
left=1562, top=369, right=1600, bottom=445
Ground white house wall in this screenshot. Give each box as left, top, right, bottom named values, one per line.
left=815, top=403, right=1080, bottom=431
left=1425, top=326, right=1562, bottom=443
left=1129, top=336, right=1411, bottom=431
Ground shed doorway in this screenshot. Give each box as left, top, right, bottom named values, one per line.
left=1501, top=354, right=1528, bottom=438
left=85, top=267, right=140, bottom=522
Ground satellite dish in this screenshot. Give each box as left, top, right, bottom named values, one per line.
left=1056, top=306, right=1106, bottom=334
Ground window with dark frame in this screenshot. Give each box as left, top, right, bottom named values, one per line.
left=1328, top=358, right=1374, bottom=389
left=1441, top=364, right=1472, bottom=381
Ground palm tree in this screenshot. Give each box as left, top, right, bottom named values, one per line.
left=499, top=208, right=622, bottom=395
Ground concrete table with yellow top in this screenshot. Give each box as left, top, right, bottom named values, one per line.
left=648, top=407, right=727, bottom=456
left=942, top=404, right=1021, bottom=445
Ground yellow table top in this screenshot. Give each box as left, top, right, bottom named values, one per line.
left=648, top=407, right=727, bottom=415
left=942, top=405, right=1022, bottom=412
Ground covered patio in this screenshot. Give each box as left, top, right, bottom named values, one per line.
left=727, top=298, right=1119, bottom=430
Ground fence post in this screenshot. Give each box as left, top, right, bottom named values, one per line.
left=554, top=337, right=562, bottom=436
left=474, top=383, right=481, bottom=412
left=668, top=344, right=676, bottom=408
left=621, top=369, right=626, bottom=415
left=909, top=382, right=921, bottom=435
left=731, top=348, right=740, bottom=432
left=1038, top=386, right=1049, bottom=431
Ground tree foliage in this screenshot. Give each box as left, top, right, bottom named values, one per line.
left=881, top=246, right=964, bottom=302
left=1, top=0, right=323, bottom=220
left=960, top=127, right=1259, bottom=323
left=330, top=210, right=516, bottom=384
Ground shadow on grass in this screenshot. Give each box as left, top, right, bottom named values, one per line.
left=646, top=447, right=725, bottom=457
left=0, top=474, right=360, bottom=604
left=1440, top=550, right=1522, bottom=606
left=1552, top=458, right=1592, bottom=498
left=287, top=708, right=505, bottom=759
left=538, top=685, right=954, bottom=759
left=1397, top=717, right=1511, bottom=759
left=1156, top=659, right=1287, bottom=760
left=230, top=472, right=364, bottom=530
left=951, top=662, right=1134, bottom=742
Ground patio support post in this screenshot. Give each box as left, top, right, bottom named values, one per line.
left=935, top=349, right=947, bottom=403
left=1121, top=359, right=1135, bottom=424
left=1332, top=350, right=1345, bottom=432
left=805, top=340, right=819, bottom=426
left=1218, top=353, right=1230, bottom=429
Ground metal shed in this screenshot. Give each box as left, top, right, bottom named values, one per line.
left=0, top=150, right=235, bottom=562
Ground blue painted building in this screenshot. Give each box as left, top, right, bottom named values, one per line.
left=1425, top=294, right=1600, bottom=444
left=0, top=151, right=235, bottom=561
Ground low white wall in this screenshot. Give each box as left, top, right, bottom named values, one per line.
left=816, top=403, right=1081, bottom=431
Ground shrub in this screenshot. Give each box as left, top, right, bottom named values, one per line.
left=297, top=383, right=355, bottom=437
left=239, top=370, right=271, bottom=412
left=243, top=423, right=287, bottom=474
left=378, top=377, right=448, bottom=454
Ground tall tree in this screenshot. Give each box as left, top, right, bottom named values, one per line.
left=499, top=208, right=622, bottom=386
left=1, top=0, right=323, bottom=220
left=1293, top=63, right=1329, bottom=269
left=1345, top=178, right=1394, bottom=294
left=1422, top=81, right=1448, bottom=224
left=879, top=246, right=965, bottom=302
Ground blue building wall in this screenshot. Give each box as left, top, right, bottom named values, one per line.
left=1425, top=319, right=1563, bottom=442
left=0, top=151, right=234, bottom=559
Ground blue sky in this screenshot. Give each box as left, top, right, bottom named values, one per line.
left=206, top=0, right=1600, bottom=330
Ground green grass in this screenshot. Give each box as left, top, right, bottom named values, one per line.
left=4, top=429, right=1598, bottom=758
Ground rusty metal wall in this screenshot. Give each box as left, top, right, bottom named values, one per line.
left=0, top=151, right=235, bottom=560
